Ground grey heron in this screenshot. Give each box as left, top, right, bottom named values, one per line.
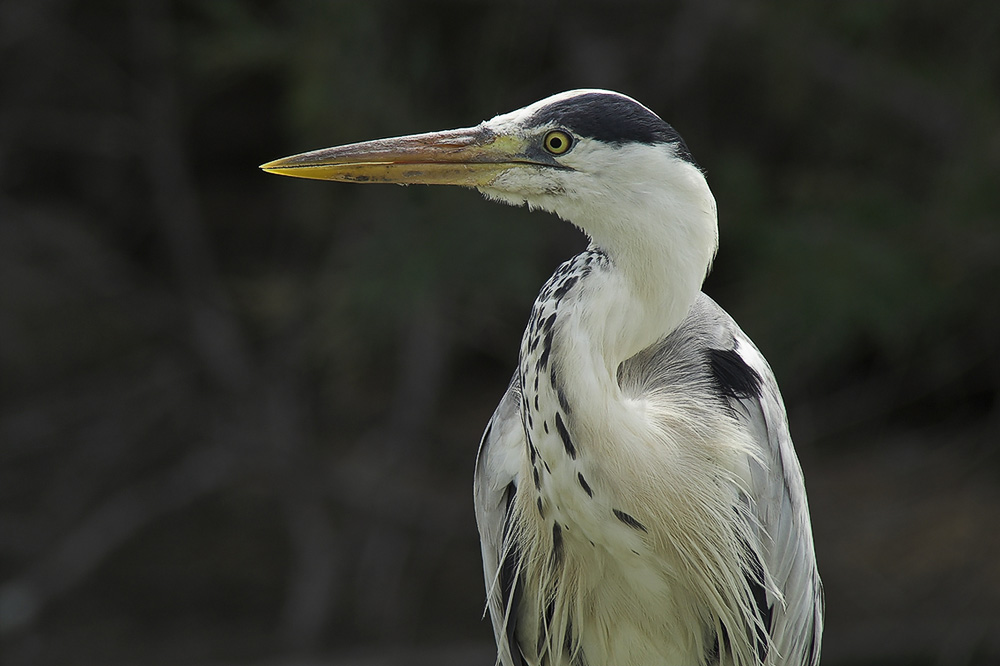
left=261, top=89, right=823, bottom=666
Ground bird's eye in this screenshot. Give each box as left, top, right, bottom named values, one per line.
left=543, top=130, right=573, bottom=155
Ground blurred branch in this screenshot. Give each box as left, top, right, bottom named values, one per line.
left=385, top=296, right=450, bottom=459
left=345, top=297, right=456, bottom=639
left=325, top=459, right=467, bottom=536
left=130, top=0, right=252, bottom=388
left=280, top=494, right=341, bottom=652
left=0, top=442, right=239, bottom=635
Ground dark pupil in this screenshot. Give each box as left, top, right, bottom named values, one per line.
left=549, top=136, right=562, bottom=150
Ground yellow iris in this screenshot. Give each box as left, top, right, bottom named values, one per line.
left=543, top=130, right=573, bottom=155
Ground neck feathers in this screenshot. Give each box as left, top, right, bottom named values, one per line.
left=560, top=147, right=718, bottom=365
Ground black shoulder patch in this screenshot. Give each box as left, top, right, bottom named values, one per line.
left=707, top=348, right=763, bottom=401
left=530, top=92, right=697, bottom=166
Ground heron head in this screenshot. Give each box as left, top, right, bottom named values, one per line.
left=261, top=89, right=715, bottom=246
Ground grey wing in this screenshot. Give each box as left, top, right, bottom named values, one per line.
left=689, top=293, right=823, bottom=666
left=733, top=334, right=824, bottom=666
left=473, top=374, right=527, bottom=666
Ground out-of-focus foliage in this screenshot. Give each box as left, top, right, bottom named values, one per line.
left=1, top=1, right=998, bottom=665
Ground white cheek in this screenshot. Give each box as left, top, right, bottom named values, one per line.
left=478, top=187, right=528, bottom=209
left=492, top=168, right=552, bottom=193
left=480, top=168, right=570, bottom=208
left=477, top=169, right=528, bottom=207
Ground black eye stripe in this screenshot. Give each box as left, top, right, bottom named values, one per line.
left=529, top=92, right=699, bottom=168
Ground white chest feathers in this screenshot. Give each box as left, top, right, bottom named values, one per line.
left=506, top=253, right=768, bottom=666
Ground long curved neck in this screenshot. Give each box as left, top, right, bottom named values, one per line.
left=519, top=209, right=712, bottom=461
left=566, top=168, right=718, bottom=369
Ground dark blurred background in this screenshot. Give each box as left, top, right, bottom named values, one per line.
left=1, top=1, right=998, bottom=664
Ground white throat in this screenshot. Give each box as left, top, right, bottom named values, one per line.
left=488, top=140, right=719, bottom=366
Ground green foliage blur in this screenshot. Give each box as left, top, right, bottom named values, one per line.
left=1, top=1, right=998, bottom=665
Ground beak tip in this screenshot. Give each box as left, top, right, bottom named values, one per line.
left=260, top=157, right=303, bottom=177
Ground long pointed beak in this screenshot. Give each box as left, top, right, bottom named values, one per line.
left=260, top=125, right=535, bottom=187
